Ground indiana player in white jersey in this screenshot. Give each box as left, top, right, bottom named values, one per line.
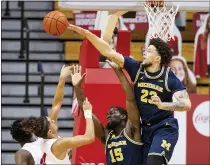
left=10, top=65, right=74, bottom=165
left=10, top=120, right=44, bottom=164
left=21, top=97, right=94, bottom=164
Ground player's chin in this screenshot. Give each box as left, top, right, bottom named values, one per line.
left=106, top=122, right=116, bottom=130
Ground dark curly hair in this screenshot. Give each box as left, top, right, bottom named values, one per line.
left=149, top=38, right=172, bottom=66
left=21, top=116, right=49, bottom=139
left=10, top=119, right=33, bottom=144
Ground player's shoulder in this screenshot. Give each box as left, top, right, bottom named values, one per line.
left=16, top=148, right=33, bottom=158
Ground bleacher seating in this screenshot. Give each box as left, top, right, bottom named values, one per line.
left=1, top=2, right=74, bottom=164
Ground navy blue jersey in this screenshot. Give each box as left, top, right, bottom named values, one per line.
left=105, top=129, right=143, bottom=165
left=124, top=56, right=185, bottom=124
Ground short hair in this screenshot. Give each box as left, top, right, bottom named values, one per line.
left=110, top=106, right=128, bottom=122
left=10, top=119, right=32, bottom=143
left=149, top=38, right=172, bottom=65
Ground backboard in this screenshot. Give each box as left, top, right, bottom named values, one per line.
left=58, top=0, right=210, bottom=11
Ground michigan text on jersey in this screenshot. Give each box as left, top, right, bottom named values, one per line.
left=107, top=140, right=127, bottom=149
left=137, top=82, right=163, bottom=92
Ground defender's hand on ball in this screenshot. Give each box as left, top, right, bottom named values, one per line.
left=60, top=65, right=73, bottom=79
left=151, top=96, right=162, bottom=109
left=68, top=24, right=90, bottom=37
left=70, top=65, right=86, bottom=87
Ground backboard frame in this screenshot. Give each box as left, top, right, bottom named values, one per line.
left=58, top=0, right=210, bottom=12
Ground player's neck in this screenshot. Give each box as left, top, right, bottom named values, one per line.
left=145, top=63, right=161, bottom=73
left=20, top=138, right=36, bottom=147
left=112, top=125, right=125, bottom=136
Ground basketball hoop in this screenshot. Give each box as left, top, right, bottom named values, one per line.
left=143, top=1, right=179, bottom=42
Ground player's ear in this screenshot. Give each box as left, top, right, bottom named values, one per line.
left=121, top=114, right=126, bottom=120
left=156, top=55, right=161, bottom=63
left=48, top=129, right=53, bottom=136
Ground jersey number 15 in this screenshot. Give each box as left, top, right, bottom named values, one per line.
left=110, top=148, right=124, bottom=163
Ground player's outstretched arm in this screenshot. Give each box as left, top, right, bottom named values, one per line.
left=71, top=65, right=108, bottom=145
left=67, top=24, right=124, bottom=68
left=52, top=98, right=95, bottom=157
left=48, top=65, right=73, bottom=122
left=15, top=150, right=34, bottom=165
left=107, top=60, right=141, bottom=130
left=152, top=89, right=191, bottom=111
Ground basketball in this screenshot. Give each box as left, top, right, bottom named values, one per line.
left=43, top=11, right=69, bottom=36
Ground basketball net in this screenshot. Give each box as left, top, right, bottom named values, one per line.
left=143, top=1, right=179, bottom=42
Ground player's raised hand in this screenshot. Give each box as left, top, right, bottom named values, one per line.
left=71, top=65, right=86, bottom=87
left=67, top=24, right=90, bottom=37
left=60, top=65, right=73, bottom=79
left=106, top=59, right=120, bottom=69
left=83, top=98, right=92, bottom=112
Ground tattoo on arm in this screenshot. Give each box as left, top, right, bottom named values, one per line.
left=160, top=90, right=191, bottom=111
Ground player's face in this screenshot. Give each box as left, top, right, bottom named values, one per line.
left=170, top=60, right=185, bottom=82
left=106, top=109, right=123, bottom=129
left=143, top=45, right=161, bottom=67
left=46, top=117, right=58, bottom=136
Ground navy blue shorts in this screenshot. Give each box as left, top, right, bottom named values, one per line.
left=142, top=117, right=179, bottom=164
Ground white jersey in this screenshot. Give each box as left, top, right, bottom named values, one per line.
left=21, top=138, right=44, bottom=164
left=42, top=139, right=71, bottom=164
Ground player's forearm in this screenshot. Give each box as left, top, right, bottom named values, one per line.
left=74, top=86, right=86, bottom=112
left=113, top=68, right=135, bottom=100
left=159, top=100, right=191, bottom=112
left=52, top=78, right=65, bottom=107
left=49, top=78, right=65, bottom=120
left=85, top=32, right=113, bottom=57
left=84, top=119, right=95, bottom=142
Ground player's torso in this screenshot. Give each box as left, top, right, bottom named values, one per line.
left=22, top=138, right=44, bottom=164
left=105, top=129, right=143, bottom=165
left=133, top=65, right=173, bottom=123
left=41, top=139, right=71, bottom=164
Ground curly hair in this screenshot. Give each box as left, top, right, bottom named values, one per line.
left=149, top=38, right=172, bottom=66
left=21, top=116, right=49, bottom=139
left=10, top=119, right=33, bottom=144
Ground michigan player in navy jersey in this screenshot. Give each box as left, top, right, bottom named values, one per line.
left=71, top=65, right=143, bottom=165
left=67, top=25, right=191, bottom=165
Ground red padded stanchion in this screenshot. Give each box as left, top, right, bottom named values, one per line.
left=116, top=30, right=131, bottom=56
left=79, top=30, right=101, bottom=72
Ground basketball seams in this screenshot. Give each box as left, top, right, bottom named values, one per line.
left=56, top=16, right=66, bottom=35
left=43, top=11, right=68, bottom=36
left=43, top=11, right=52, bottom=26
left=44, top=16, right=68, bottom=27
left=49, top=12, right=58, bottom=35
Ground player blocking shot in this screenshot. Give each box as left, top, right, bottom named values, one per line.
left=71, top=65, right=143, bottom=165
left=67, top=25, right=191, bottom=165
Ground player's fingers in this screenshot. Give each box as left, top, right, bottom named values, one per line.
left=79, top=65, right=82, bottom=73
left=62, top=65, right=65, bottom=69
left=106, top=60, right=113, bottom=67
left=73, top=65, right=76, bottom=74
left=76, top=65, right=79, bottom=73
left=81, top=73, right=86, bottom=80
